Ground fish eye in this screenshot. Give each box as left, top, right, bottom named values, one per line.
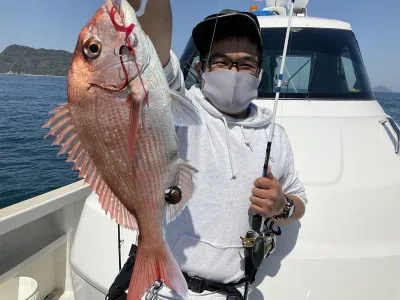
left=83, top=38, right=102, bottom=59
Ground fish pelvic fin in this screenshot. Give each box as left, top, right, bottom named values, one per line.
left=165, top=160, right=197, bottom=223
left=127, top=241, right=188, bottom=300
left=170, top=89, right=202, bottom=127
left=42, top=103, right=139, bottom=231
left=128, top=77, right=148, bottom=164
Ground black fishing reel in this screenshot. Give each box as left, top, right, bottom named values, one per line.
left=241, top=228, right=276, bottom=269
left=241, top=215, right=277, bottom=281
left=243, top=229, right=275, bottom=259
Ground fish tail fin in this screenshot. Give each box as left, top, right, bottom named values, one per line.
left=127, top=242, right=187, bottom=300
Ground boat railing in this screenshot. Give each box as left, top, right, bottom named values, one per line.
left=380, top=116, right=400, bottom=155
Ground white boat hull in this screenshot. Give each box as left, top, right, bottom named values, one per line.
left=1, top=100, right=399, bottom=299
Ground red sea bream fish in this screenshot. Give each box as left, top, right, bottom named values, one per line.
left=42, top=0, right=201, bottom=298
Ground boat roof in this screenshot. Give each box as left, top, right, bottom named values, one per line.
left=257, top=16, right=352, bottom=31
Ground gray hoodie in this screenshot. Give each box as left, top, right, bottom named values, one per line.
left=163, top=52, right=307, bottom=285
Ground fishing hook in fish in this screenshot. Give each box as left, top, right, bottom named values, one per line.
left=109, top=5, right=149, bottom=106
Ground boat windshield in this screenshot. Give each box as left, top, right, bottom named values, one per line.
left=179, top=27, right=374, bottom=100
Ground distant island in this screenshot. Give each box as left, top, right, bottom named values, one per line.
left=373, top=86, right=394, bottom=93
left=0, top=44, right=73, bottom=76
left=0, top=45, right=398, bottom=93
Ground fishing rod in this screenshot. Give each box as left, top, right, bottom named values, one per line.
left=244, top=1, right=297, bottom=299
left=264, top=0, right=296, bottom=177
left=252, top=0, right=297, bottom=231
left=118, top=224, right=122, bottom=270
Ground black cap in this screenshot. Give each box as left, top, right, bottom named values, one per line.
left=192, top=9, right=262, bottom=59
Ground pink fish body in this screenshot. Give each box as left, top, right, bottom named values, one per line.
left=42, top=0, right=201, bottom=299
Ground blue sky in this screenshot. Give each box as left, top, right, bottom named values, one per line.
left=0, top=0, right=399, bottom=91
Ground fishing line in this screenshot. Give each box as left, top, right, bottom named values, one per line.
left=204, top=0, right=223, bottom=69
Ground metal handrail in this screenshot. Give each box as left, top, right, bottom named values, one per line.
left=379, top=117, right=400, bottom=155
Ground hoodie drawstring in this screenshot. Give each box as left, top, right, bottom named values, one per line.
left=222, top=116, right=236, bottom=179
left=241, top=125, right=253, bottom=151
left=222, top=115, right=236, bottom=179
left=222, top=120, right=254, bottom=179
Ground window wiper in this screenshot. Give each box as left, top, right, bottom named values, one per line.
left=286, top=57, right=312, bottom=87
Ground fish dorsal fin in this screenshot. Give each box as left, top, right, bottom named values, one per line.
left=170, top=89, right=202, bottom=127
left=42, top=103, right=138, bottom=231
left=165, top=159, right=197, bottom=223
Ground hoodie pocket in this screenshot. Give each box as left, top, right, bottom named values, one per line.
left=171, top=234, right=244, bottom=283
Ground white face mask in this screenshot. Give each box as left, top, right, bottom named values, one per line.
left=201, top=70, right=262, bottom=115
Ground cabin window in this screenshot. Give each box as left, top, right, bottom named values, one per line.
left=184, top=55, right=200, bottom=90
left=258, top=27, right=374, bottom=99
left=179, top=28, right=374, bottom=100
left=179, top=37, right=201, bottom=90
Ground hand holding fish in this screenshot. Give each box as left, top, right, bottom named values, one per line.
left=250, top=166, right=287, bottom=218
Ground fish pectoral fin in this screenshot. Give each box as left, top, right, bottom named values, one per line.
left=96, top=179, right=139, bottom=231
left=165, top=160, right=198, bottom=223
left=170, top=89, right=202, bottom=127
left=129, top=78, right=148, bottom=104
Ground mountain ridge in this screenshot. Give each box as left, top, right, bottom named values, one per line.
left=0, top=44, right=73, bottom=76
left=373, top=85, right=394, bottom=93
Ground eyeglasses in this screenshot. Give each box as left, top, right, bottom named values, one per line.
left=201, top=56, right=260, bottom=76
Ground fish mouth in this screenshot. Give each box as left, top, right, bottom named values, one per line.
left=89, top=76, right=129, bottom=92
left=89, top=82, right=128, bottom=92
left=88, top=42, right=147, bottom=92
